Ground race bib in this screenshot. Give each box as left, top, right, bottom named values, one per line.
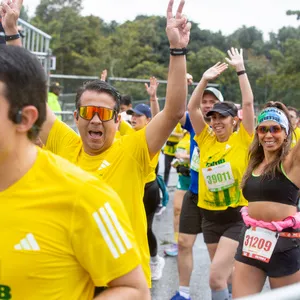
left=242, top=227, right=279, bottom=263
left=202, top=162, right=234, bottom=192
left=190, top=147, right=199, bottom=172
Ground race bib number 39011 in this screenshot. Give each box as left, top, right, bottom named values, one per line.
left=202, top=162, right=235, bottom=192
left=242, top=227, right=279, bottom=263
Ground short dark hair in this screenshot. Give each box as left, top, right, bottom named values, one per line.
left=120, top=95, right=132, bottom=106
left=287, top=106, right=299, bottom=118
left=0, top=45, right=47, bottom=140
left=75, top=80, right=121, bottom=113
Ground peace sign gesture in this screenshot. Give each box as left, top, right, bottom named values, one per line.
left=166, top=0, right=191, bottom=49
left=0, top=0, right=23, bottom=34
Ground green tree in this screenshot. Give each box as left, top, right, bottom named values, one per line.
left=260, top=38, right=300, bottom=106
left=20, top=6, right=29, bottom=21
left=286, top=10, right=300, bottom=20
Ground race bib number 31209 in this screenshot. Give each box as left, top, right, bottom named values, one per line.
left=242, top=227, right=279, bottom=263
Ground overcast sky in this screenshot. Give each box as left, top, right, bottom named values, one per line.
left=25, top=0, right=299, bottom=39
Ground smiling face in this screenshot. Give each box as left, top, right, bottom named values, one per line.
left=257, top=120, right=287, bottom=152
left=131, top=113, right=150, bottom=131
left=75, top=91, right=120, bottom=156
left=210, top=112, right=236, bottom=142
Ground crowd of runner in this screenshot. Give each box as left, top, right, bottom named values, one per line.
left=1, top=0, right=300, bottom=299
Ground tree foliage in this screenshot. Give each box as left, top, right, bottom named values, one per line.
left=28, top=1, right=300, bottom=106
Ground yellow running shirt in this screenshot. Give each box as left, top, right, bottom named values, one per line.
left=195, top=123, right=252, bottom=211
left=46, top=120, right=155, bottom=286
left=0, top=148, right=140, bottom=300
left=176, top=132, right=191, bottom=161
left=145, top=153, right=159, bottom=183
left=291, top=127, right=300, bottom=148
left=163, top=123, right=184, bottom=156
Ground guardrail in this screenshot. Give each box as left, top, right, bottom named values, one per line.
left=18, top=18, right=52, bottom=76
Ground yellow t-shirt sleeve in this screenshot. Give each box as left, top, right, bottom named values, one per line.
left=71, top=178, right=141, bottom=287
left=194, top=124, right=215, bottom=147
left=237, top=122, right=254, bottom=145
left=45, top=119, right=81, bottom=155
left=145, top=152, right=159, bottom=183
left=122, top=127, right=157, bottom=178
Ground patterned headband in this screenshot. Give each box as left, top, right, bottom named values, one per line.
left=257, top=107, right=289, bottom=134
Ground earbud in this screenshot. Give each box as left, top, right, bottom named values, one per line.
left=14, top=110, right=23, bottom=124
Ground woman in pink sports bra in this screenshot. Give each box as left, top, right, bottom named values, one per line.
left=233, top=102, right=300, bottom=298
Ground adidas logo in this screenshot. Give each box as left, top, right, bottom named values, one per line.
left=225, top=144, right=231, bottom=150
left=98, top=160, right=110, bottom=171
left=92, top=202, right=132, bottom=259
left=14, top=233, right=40, bottom=251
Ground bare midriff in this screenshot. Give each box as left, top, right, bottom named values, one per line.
left=248, top=201, right=297, bottom=222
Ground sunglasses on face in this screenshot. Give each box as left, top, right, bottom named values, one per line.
left=78, top=106, right=116, bottom=122
left=256, top=125, right=283, bottom=135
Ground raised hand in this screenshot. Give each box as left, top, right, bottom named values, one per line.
left=186, top=73, right=193, bottom=86
left=225, top=48, right=245, bottom=72
left=166, top=0, right=191, bottom=49
left=144, top=77, right=159, bottom=100
left=202, top=62, right=228, bottom=81
left=0, top=0, right=22, bottom=34
left=100, top=69, right=108, bottom=81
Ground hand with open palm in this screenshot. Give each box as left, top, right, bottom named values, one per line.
left=145, top=77, right=159, bottom=100
left=202, top=62, right=228, bottom=82
left=166, top=0, right=191, bottom=49
left=226, top=48, right=245, bottom=72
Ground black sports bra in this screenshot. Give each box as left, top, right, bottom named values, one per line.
left=242, top=164, right=299, bottom=207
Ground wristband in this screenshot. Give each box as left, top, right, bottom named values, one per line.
left=237, top=70, right=246, bottom=76
left=5, top=33, right=20, bottom=42
left=170, top=48, right=188, bottom=56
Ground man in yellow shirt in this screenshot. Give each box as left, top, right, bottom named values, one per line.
left=0, top=44, right=150, bottom=299
left=288, top=106, right=300, bottom=147
left=40, top=0, right=191, bottom=287
left=48, top=82, right=62, bottom=121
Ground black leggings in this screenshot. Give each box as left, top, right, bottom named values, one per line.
left=143, top=179, right=160, bottom=257
left=164, top=154, right=175, bottom=185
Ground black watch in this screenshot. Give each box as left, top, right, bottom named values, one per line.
left=5, top=33, right=20, bottom=42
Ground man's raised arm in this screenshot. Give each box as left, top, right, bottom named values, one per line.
left=145, top=0, right=191, bottom=157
